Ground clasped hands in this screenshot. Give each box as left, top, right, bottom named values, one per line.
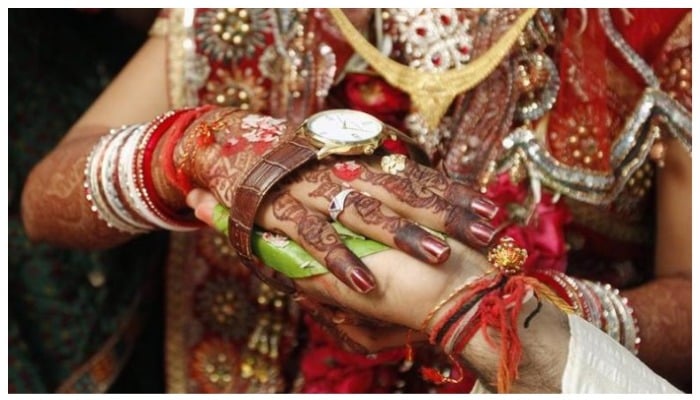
left=175, top=109, right=500, bottom=350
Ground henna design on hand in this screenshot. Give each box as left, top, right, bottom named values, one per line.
left=345, top=192, right=402, bottom=231
left=174, top=108, right=293, bottom=208
left=360, top=163, right=495, bottom=247
left=344, top=192, right=451, bottom=262
left=380, top=157, right=498, bottom=219
left=306, top=176, right=450, bottom=263
left=362, top=166, right=445, bottom=211
left=308, top=181, right=342, bottom=203
left=401, top=159, right=450, bottom=192
left=270, top=190, right=375, bottom=293
left=272, top=190, right=342, bottom=252
left=408, top=162, right=498, bottom=219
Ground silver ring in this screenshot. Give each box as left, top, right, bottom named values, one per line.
left=380, top=154, right=407, bottom=175
left=328, top=189, right=355, bottom=222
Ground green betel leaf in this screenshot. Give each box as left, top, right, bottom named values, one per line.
left=251, top=223, right=389, bottom=278
left=213, top=204, right=390, bottom=278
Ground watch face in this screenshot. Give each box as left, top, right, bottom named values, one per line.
left=306, top=109, right=383, bottom=144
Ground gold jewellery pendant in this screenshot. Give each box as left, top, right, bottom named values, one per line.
left=328, top=8, right=537, bottom=129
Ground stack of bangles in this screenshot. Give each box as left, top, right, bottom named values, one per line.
left=529, top=269, right=641, bottom=354
left=417, top=237, right=641, bottom=392
left=83, top=106, right=214, bottom=233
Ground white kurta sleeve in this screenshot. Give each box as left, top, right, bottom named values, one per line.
left=562, top=314, right=682, bottom=393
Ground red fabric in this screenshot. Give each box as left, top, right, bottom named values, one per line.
left=332, top=72, right=412, bottom=129
left=548, top=9, right=688, bottom=171
left=299, top=316, right=405, bottom=393
left=611, top=9, right=688, bottom=75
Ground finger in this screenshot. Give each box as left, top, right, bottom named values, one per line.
left=292, top=293, right=373, bottom=354
left=290, top=181, right=451, bottom=264
left=257, top=190, right=377, bottom=294
left=379, top=154, right=499, bottom=220
left=294, top=293, right=392, bottom=327
left=296, top=291, right=423, bottom=353
left=341, top=191, right=451, bottom=264
left=186, top=188, right=219, bottom=227
left=329, top=159, right=498, bottom=248
left=335, top=323, right=423, bottom=353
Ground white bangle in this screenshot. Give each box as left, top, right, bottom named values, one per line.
left=84, top=129, right=147, bottom=233
left=100, top=126, right=152, bottom=233
left=118, top=124, right=171, bottom=229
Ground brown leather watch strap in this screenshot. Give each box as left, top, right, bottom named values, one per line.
left=228, top=135, right=318, bottom=292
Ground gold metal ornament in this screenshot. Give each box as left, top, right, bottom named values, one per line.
left=487, top=237, right=528, bottom=275
left=380, top=154, right=407, bottom=175
left=328, top=8, right=538, bottom=129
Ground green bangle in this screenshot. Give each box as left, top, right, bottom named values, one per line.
left=212, top=203, right=389, bottom=278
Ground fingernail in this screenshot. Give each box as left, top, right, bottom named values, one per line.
left=395, top=224, right=450, bottom=264
left=470, top=221, right=497, bottom=246
left=350, top=268, right=376, bottom=293
left=421, top=235, right=451, bottom=264
left=326, top=248, right=377, bottom=294
left=471, top=197, right=499, bottom=220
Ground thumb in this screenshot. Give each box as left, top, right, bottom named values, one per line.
left=186, top=188, right=219, bottom=228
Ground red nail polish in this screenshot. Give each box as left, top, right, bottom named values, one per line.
left=471, top=197, right=499, bottom=220
left=350, top=268, right=376, bottom=293
left=421, top=235, right=451, bottom=263
left=470, top=221, right=497, bottom=246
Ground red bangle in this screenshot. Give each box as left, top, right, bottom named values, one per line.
left=528, top=271, right=575, bottom=309
left=136, top=109, right=205, bottom=229
left=160, top=104, right=217, bottom=196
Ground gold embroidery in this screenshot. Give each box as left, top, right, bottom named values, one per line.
left=166, top=9, right=187, bottom=109
left=167, top=8, right=206, bottom=108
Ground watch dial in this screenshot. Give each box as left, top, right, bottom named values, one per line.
left=307, top=109, right=383, bottom=143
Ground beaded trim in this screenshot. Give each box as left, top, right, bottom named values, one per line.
left=598, top=9, right=659, bottom=88
left=167, top=8, right=205, bottom=108
left=496, top=9, right=691, bottom=205
left=501, top=87, right=691, bottom=205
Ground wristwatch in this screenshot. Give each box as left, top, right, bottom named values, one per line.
left=228, top=109, right=419, bottom=292
left=301, top=109, right=389, bottom=158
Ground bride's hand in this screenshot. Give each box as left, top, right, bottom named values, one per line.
left=178, top=109, right=498, bottom=294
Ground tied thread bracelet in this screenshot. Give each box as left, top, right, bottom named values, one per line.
left=409, top=237, right=573, bottom=393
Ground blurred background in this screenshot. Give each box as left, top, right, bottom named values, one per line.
left=8, top=9, right=165, bottom=393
